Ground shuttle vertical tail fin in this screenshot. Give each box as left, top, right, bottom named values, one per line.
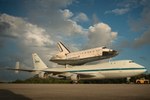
left=32, top=53, right=48, bottom=70
left=57, top=42, right=70, bottom=54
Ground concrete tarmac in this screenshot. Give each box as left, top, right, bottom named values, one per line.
left=0, top=84, right=150, bottom=100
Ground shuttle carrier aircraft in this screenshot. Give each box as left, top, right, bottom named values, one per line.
left=50, top=42, right=118, bottom=65
left=7, top=53, right=146, bottom=83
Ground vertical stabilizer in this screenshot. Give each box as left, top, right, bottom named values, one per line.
left=32, top=53, right=48, bottom=70
left=15, top=61, right=19, bottom=73
left=57, top=42, right=70, bottom=54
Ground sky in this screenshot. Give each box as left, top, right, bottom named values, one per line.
left=0, top=0, right=150, bottom=82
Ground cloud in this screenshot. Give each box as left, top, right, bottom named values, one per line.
left=0, top=13, right=55, bottom=81
left=129, top=3, right=150, bottom=32
left=0, top=14, right=52, bottom=47
left=105, top=8, right=130, bottom=15
left=0, top=13, right=56, bottom=72
left=85, top=23, right=118, bottom=48
left=73, top=12, right=89, bottom=22
left=92, top=14, right=100, bottom=25
left=104, top=0, right=148, bottom=15
left=133, top=29, right=150, bottom=48
left=111, top=0, right=150, bottom=49
left=128, top=0, right=150, bottom=48
left=59, top=9, right=85, bottom=35
left=60, top=9, right=73, bottom=19
left=24, top=0, right=85, bottom=36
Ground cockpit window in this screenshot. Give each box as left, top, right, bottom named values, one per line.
left=129, top=60, right=134, bottom=63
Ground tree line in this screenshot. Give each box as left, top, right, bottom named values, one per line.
left=11, top=73, right=150, bottom=84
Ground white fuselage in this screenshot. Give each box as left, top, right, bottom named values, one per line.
left=46, top=60, right=146, bottom=80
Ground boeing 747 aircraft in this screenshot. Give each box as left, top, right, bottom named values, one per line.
left=50, top=42, right=118, bottom=65
left=6, top=53, right=147, bottom=83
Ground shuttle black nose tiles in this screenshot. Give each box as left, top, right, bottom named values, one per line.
left=113, top=50, right=119, bottom=56
left=102, top=49, right=118, bottom=58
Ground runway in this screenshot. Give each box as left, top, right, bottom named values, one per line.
left=0, top=84, right=150, bottom=100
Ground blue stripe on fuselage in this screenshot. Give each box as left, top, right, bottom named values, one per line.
left=65, top=68, right=146, bottom=73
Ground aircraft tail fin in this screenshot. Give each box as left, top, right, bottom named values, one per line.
left=15, top=61, right=19, bottom=73
left=57, top=42, right=70, bottom=54
left=32, top=53, right=48, bottom=70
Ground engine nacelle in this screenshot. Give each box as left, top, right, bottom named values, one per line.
left=38, top=72, right=49, bottom=79
left=70, top=74, right=80, bottom=82
left=49, top=75, right=65, bottom=79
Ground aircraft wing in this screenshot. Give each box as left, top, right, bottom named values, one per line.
left=3, top=68, right=96, bottom=78
left=75, top=73, right=96, bottom=78
left=2, top=67, right=63, bottom=73
left=4, top=67, right=37, bottom=72
left=44, top=70, right=96, bottom=78
left=44, top=70, right=65, bottom=75
left=0, top=61, right=37, bottom=72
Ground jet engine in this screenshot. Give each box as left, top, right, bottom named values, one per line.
left=38, top=72, right=49, bottom=79
left=70, top=74, right=80, bottom=83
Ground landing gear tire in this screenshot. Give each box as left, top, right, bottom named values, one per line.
left=71, top=81, right=78, bottom=84
left=136, top=81, right=140, bottom=84
left=126, top=77, right=131, bottom=84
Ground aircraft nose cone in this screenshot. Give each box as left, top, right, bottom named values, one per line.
left=144, top=68, right=147, bottom=73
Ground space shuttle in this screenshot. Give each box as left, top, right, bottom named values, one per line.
left=50, top=42, right=118, bottom=65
